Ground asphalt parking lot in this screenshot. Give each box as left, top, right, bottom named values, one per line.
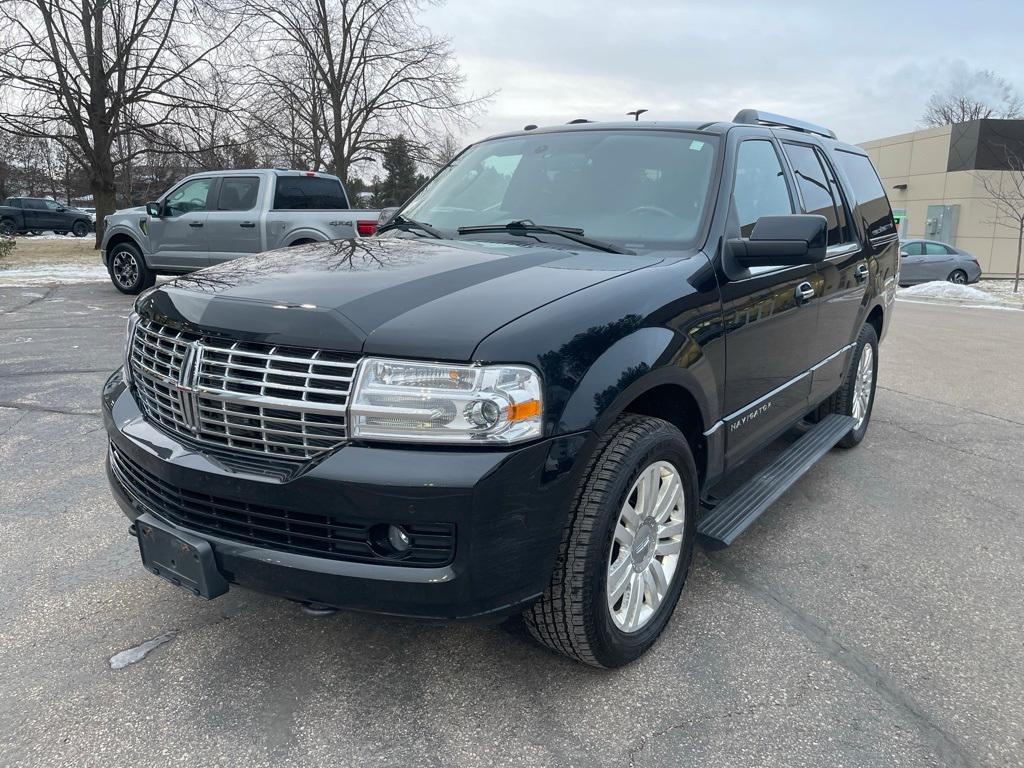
left=1, top=282, right=1022, bottom=768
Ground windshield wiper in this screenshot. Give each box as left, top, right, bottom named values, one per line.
left=457, top=220, right=634, bottom=255
left=377, top=214, right=444, bottom=239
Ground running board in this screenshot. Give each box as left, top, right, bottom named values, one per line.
left=698, top=414, right=855, bottom=548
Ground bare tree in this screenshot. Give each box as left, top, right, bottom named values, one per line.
left=239, top=0, right=489, bottom=181
left=974, top=145, right=1024, bottom=292
left=0, top=0, right=238, bottom=244
left=923, top=68, right=1023, bottom=127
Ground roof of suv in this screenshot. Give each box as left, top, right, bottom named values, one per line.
left=485, top=110, right=866, bottom=154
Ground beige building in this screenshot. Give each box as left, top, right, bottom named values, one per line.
left=859, top=120, right=1024, bottom=277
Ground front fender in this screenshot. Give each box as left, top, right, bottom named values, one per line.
left=102, top=221, right=150, bottom=255
left=557, top=326, right=716, bottom=436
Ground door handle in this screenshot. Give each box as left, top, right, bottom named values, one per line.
left=240, top=221, right=255, bottom=228
left=189, top=221, right=204, bottom=228
left=854, top=263, right=869, bottom=283
left=795, top=282, right=815, bottom=303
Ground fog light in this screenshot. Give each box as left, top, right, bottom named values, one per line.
left=388, top=524, right=411, bottom=552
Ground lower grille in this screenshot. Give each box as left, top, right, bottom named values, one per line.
left=110, top=444, right=455, bottom=567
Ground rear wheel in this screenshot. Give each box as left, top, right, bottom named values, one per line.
left=0, top=219, right=14, bottom=236
left=525, top=415, right=697, bottom=668
left=72, top=220, right=90, bottom=238
left=107, top=242, right=155, bottom=295
left=947, top=269, right=967, bottom=284
left=825, top=323, right=878, bottom=449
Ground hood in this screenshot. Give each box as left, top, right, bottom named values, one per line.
left=138, top=237, right=662, bottom=360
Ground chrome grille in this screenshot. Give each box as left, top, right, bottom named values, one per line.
left=128, top=318, right=358, bottom=461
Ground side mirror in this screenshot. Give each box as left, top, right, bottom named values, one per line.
left=377, top=207, right=399, bottom=228
left=728, top=214, right=828, bottom=268
left=56, top=206, right=67, bottom=212
left=145, top=201, right=162, bottom=218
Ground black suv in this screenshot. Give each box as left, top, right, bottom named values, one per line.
left=102, top=110, right=898, bottom=667
left=0, top=197, right=93, bottom=237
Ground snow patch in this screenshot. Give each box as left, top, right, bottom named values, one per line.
left=0, top=265, right=108, bottom=285
left=14, top=232, right=82, bottom=240
left=896, top=281, right=997, bottom=303
left=109, top=631, right=176, bottom=670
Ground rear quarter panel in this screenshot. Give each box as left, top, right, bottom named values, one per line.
left=263, top=204, right=381, bottom=249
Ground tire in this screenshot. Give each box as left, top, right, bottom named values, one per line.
left=825, top=323, right=878, bottom=449
left=107, top=242, right=155, bottom=295
left=947, top=269, right=967, bottom=284
left=72, top=220, right=89, bottom=238
left=0, top=219, right=14, bottom=236
left=525, top=415, right=697, bottom=668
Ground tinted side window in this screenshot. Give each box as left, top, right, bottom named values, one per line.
left=783, top=143, right=847, bottom=246
left=835, top=150, right=895, bottom=239
left=902, top=242, right=924, bottom=255
left=44, top=200, right=61, bottom=211
left=273, top=177, right=349, bottom=210
left=924, top=243, right=951, bottom=256
left=2, top=198, right=17, bottom=207
left=24, top=199, right=46, bottom=210
left=732, top=140, right=793, bottom=237
left=165, top=178, right=213, bottom=217
left=217, top=177, right=260, bottom=211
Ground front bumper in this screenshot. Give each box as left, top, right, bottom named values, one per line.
left=102, top=372, right=590, bottom=620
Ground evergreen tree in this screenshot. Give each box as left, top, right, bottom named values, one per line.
left=378, top=136, right=420, bottom=206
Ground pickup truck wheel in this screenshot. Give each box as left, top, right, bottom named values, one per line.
left=525, top=415, right=696, bottom=668
left=827, top=323, right=878, bottom=449
left=0, top=219, right=14, bottom=236
left=72, top=221, right=90, bottom=238
left=108, top=243, right=155, bottom=295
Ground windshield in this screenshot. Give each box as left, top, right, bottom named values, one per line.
left=401, top=130, right=719, bottom=251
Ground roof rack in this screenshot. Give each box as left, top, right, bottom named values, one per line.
left=733, top=109, right=836, bottom=139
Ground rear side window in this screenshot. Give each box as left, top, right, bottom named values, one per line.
left=2, top=198, right=17, bottom=207
left=924, top=242, right=952, bottom=255
left=731, top=140, right=794, bottom=237
left=834, top=150, right=895, bottom=239
left=273, top=177, right=349, bottom=210
left=24, top=199, right=45, bottom=210
left=783, top=143, right=849, bottom=246
left=217, top=177, right=260, bottom=211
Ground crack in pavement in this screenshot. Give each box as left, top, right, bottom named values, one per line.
left=698, top=552, right=977, bottom=768
left=0, top=286, right=56, bottom=315
left=876, top=384, right=1024, bottom=428
left=0, top=402, right=101, bottom=418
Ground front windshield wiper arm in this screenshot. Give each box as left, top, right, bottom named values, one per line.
left=457, top=220, right=634, bottom=255
left=377, top=214, right=444, bottom=239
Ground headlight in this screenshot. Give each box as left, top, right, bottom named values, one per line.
left=349, top=358, right=543, bottom=445
left=123, top=312, right=139, bottom=383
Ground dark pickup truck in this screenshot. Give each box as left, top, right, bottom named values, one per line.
left=0, top=197, right=94, bottom=237
left=102, top=110, right=898, bottom=667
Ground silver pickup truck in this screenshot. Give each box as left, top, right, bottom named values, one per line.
left=100, top=169, right=379, bottom=293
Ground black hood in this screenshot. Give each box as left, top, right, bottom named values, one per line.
left=138, top=237, right=662, bottom=360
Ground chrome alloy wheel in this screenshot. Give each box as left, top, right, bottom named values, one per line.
left=112, top=250, right=139, bottom=289
left=851, top=343, right=874, bottom=431
left=606, top=460, right=685, bottom=633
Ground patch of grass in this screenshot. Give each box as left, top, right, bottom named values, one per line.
left=0, top=235, right=97, bottom=269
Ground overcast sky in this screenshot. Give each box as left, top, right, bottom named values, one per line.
left=421, top=0, right=1024, bottom=146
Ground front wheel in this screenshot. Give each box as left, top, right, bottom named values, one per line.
left=107, top=242, right=155, bottom=295
left=525, top=415, right=697, bottom=667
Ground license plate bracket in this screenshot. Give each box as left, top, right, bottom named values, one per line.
left=135, top=513, right=229, bottom=599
